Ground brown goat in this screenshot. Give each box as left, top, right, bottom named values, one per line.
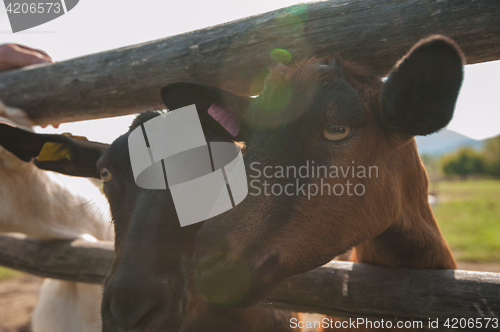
left=0, top=35, right=463, bottom=331
left=171, top=35, right=461, bottom=330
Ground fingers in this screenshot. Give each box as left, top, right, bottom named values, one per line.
left=16, top=44, right=51, bottom=57
left=0, top=44, right=57, bottom=128
left=0, top=43, right=53, bottom=71
left=40, top=124, right=60, bottom=129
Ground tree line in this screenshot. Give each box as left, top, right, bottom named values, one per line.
left=438, top=135, right=500, bottom=177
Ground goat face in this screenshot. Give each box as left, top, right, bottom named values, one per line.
left=98, top=112, right=245, bottom=331
left=96, top=122, right=195, bottom=331
left=166, top=36, right=463, bottom=307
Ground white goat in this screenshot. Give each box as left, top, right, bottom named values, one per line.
left=0, top=102, right=113, bottom=332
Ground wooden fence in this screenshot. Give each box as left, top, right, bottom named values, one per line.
left=0, top=234, right=499, bottom=330
left=0, top=0, right=499, bottom=125
left=0, top=0, right=500, bottom=330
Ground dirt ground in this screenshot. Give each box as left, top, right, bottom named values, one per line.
left=456, top=261, right=500, bottom=273
left=0, top=274, right=41, bottom=332
left=0, top=262, right=499, bottom=331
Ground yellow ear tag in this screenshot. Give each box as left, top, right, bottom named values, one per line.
left=37, top=133, right=88, bottom=162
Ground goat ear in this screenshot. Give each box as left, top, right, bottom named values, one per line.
left=380, top=35, right=464, bottom=136
left=0, top=122, right=108, bottom=178
left=161, top=82, right=251, bottom=140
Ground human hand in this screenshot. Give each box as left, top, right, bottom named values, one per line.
left=0, top=44, right=52, bottom=71
left=0, top=44, right=57, bottom=127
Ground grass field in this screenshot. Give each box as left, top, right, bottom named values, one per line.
left=0, top=266, right=22, bottom=281
left=433, top=179, right=500, bottom=262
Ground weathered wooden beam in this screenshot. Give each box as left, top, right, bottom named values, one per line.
left=0, top=234, right=114, bottom=284
left=0, top=234, right=499, bottom=328
left=266, top=261, right=500, bottom=330
left=0, top=0, right=499, bottom=125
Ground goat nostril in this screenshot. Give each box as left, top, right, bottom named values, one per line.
left=108, top=293, right=158, bottom=329
left=194, top=251, right=252, bottom=306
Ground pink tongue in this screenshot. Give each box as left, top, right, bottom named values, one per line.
left=207, top=102, right=240, bottom=137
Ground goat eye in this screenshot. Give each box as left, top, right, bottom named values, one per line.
left=323, top=125, right=351, bottom=141
left=100, top=168, right=113, bottom=182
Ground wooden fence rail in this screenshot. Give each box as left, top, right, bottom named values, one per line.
left=0, top=0, right=500, bottom=125
left=0, top=234, right=113, bottom=284
left=0, top=234, right=499, bottom=330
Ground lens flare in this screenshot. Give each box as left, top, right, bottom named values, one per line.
left=270, top=48, right=292, bottom=64
left=194, top=251, right=252, bottom=306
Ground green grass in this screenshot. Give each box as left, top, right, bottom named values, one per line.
left=433, top=179, right=500, bottom=262
left=0, top=266, right=23, bottom=281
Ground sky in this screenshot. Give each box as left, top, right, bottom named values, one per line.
left=0, top=0, right=498, bottom=143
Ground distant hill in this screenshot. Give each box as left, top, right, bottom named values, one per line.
left=415, top=129, right=484, bottom=156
